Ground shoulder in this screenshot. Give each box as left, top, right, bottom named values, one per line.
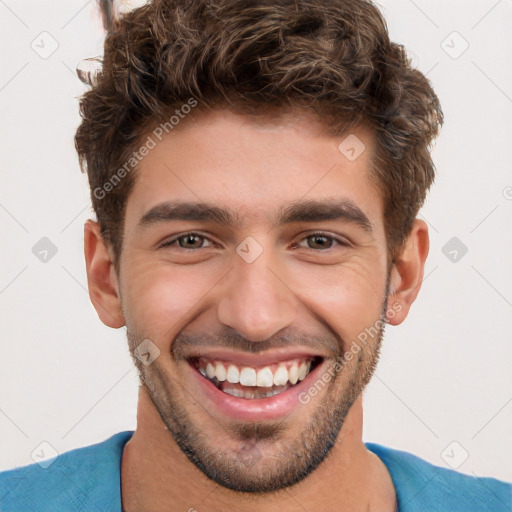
left=366, top=442, right=512, bottom=512
left=0, top=430, right=134, bottom=512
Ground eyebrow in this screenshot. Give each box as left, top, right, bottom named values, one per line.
left=277, top=199, right=373, bottom=233
left=137, top=199, right=373, bottom=233
left=138, top=201, right=240, bottom=228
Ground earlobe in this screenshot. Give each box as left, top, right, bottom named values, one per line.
left=386, top=219, right=429, bottom=326
left=84, top=220, right=126, bottom=328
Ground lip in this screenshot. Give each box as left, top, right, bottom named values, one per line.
left=182, top=347, right=329, bottom=367
left=185, top=356, right=328, bottom=421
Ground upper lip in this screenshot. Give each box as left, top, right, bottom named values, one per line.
left=184, top=347, right=327, bottom=367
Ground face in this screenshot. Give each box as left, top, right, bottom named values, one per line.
left=116, top=109, right=392, bottom=492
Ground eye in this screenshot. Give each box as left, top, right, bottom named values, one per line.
left=160, top=232, right=215, bottom=250
left=295, top=233, right=349, bottom=251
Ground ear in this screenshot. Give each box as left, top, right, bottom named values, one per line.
left=385, top=219, right=429, bottom=326
left=84, top=220, right=125, bottom=328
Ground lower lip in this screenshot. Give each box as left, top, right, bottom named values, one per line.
left=187, top=359, right=327, bottom=421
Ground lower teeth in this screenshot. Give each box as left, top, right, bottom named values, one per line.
left=221, top=385, right=290, bottom=399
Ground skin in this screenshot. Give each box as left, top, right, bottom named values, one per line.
left=84, top=108, right=429, bottom=511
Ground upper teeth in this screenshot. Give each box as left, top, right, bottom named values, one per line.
left=199, top=359, right=312, bottom=387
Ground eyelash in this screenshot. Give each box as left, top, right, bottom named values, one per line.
left=159, top=231, right=350, bottom=251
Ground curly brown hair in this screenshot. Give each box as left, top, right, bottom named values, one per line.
left=74, top=0, right=443, bottom=269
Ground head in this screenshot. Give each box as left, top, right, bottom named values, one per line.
left=77, top=0, right=442, bottom=494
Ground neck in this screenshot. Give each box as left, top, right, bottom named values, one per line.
left=121, top=387, right=396, bottom=512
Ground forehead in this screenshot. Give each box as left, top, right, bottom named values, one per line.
left=124, top=109, right=384, bottom=231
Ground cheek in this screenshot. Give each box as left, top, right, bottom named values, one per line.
left=120, top=256, right=217, bottom=341
left=289, top=258, right=386, bottom=345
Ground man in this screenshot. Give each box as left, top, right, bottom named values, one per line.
left=1, top=0, right=510, bottom=510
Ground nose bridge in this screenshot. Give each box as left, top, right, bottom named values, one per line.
left=217, top=245, right=297, bottom=342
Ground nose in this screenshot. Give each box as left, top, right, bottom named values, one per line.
left=216, top=249, right=298, bottom=342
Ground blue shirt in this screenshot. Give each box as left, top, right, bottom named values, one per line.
left=1, top=431, right=510, bottom=511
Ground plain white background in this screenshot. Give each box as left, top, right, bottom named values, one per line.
left=0, top=0, right=511, bottom=483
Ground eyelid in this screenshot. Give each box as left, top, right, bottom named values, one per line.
left=160, top=230, right=351, bottom=251
left=293, top=231, right=351, bottom=249
left=159, top=231, right=217, bottom=249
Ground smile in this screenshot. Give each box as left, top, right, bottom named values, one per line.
left=188, top=356, right=324, bottom=400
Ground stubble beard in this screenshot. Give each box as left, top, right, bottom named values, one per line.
left=126, top=284, right=389, bottom=493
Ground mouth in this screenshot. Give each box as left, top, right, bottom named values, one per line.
left=184, top=353, right=327, bottom=421
left=189, top=356, right=323, bottom=399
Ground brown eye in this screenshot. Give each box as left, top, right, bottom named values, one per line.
left=306, top=234, right=333, bottom=250
left=178, top=234, right=205, bottom=248
left=161, top=232, right=214, bottom=250
left=295, top=233, right=349, bottom=251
